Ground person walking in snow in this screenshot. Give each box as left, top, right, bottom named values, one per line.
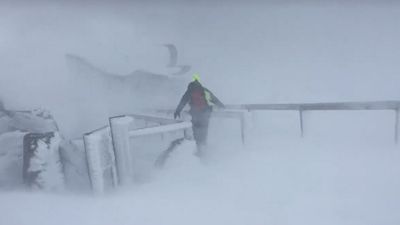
left=174, top=74, right=224, bottom=156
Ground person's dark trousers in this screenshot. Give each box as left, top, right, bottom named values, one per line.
left=190, top=109, right=211, bottom=154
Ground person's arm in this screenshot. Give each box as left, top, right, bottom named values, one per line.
left=174, top=85, right=191, bottom=118
left=205, top=88, right=225, bottom=108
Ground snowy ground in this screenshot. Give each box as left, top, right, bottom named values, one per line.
left=1, top=112, right=400, bottom=225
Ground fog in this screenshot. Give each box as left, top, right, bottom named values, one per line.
left=1, top=1, right=400, bottom=136
left=1, top=1, right=400, bottom=225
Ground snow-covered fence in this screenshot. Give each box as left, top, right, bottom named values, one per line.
left=83, top=126, right=118, bottom=194
left=109, top=114, right=191, bottom=186
left=82, top=114, right=191, bottom=193
left=109, top=116, right=134, bottom=185
left=154, top=109, right=251, bottom=144
left=226, top=101, right=400, bottom=142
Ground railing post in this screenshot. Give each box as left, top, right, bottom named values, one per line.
left=238, top=110, right=252, bottom=145
left=83, top=133, right=104, bottom=194
left=109, top=116, right=134, bottom=185
left=395, top=109, right=399, bottom=144
left=299, top=109, right=304, bottom=138
left=83, top=126, right=118, bottom=194
left=240, top=114, right=245, bottom=145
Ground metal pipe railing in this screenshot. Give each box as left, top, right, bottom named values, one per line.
left=226, top=100, right=400, bottom=143
left=225, top=101, right=400, bottom=111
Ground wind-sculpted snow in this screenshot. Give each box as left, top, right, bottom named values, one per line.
left=1, top=136, right=399, bottom=225
left=2, top=110, right=398, bottom=224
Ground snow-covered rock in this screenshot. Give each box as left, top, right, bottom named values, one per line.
left=0, top=107, right=70, bottom=191
left=23, top=132, right=64, bottom=191
left=0, top=131, right=26, bottom=189
left=7, top=109, right=59, bottom=133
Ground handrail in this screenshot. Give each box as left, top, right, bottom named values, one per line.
left=226, top=100, right=400, bottom=143
left=128, top=121, right=191, bottom=137
left=109, top=115, right=192, bottom=185
left=128, top=113, right=178, bottom=125
left=226, top=101, right=400, bottom=111
left=84, top=125, right=109, bottom=136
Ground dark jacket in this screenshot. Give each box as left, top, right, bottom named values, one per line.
left=175, top=81, right=224, bottom=115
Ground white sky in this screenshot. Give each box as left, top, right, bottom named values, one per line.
left=0, top=1, right=400, bottom=134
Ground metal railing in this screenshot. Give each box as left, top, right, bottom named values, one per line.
left=109, top=115, right=191, bottom=185
left=153, top=109, right=250, bottom=144
left=226, top=100, right=400, bottom=143
left=82, top=101, right=400, bottom=193
left=83, top=126, right=117, bottom=194
left=83, top=114, right=192, bottom=193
